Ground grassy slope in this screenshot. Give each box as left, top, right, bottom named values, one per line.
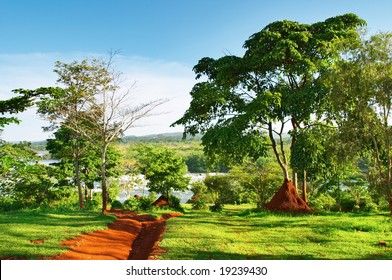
left=159, top=205, right=392, bottom=260
left=0, top=210, right=115, bottom=259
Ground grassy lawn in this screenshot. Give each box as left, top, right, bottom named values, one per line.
left=0, top=209, right=116, bottom=259
left=159, top=205, right=392, bottom=260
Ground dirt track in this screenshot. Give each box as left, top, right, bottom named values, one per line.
left=50, top=210, right=180, bottom=260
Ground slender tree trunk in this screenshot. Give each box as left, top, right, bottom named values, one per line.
left=302, top=170, right=307, bottom=202
left=293, top=171, right=298, bottom=189
left=72, top=137, right=84, bottom=209
left=268, top=122, right=289, bottom=179
left=101, top=144, right=108, bottom=215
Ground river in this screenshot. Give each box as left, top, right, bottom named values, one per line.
left=38, top=157, right=214, bottom=203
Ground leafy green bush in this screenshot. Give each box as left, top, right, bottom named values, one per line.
left=110, top=200, right=123, bottom=209
left=85, top=193, right=102, bottom=211
left=123, top=197, right=139, bottom=211
left=169, top=195, right=184, bottom=212
left=138, top=196, right=154, bottom=211
left=191, top=198, right=208, bottom=210
left=309, top=193, right=337, bottom=212
left=0, top=197, right=22, bottom=212
left=209, top=202, right=224, bottom=212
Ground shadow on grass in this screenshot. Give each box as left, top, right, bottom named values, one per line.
left=162, top=247, right=324, bottom=260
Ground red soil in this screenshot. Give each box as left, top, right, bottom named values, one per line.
left=50, top=210, right=180, bottom=260
left=265, top=179, right=313, bottom=213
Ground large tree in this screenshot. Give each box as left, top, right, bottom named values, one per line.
left=328, top=32, right=392, bottom=214
left=36, top=53, right=166, bottom=214
left=173, top=14, right=365, bottom=187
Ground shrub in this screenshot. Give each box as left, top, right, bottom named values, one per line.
left=309, top=193, right=337, bottom=212
left=191, top=198, right=208, bottom=210
left=110, top=200, right=123, bottom=209
left=169, top=195, right=184, bottom=212
left=209, top=202, right=224, bottom=212
left=338, top=191, right=356, bottom=212
left=85, top=193, right=102, bottom=211
left=138, top=196, right=154, bottom=211
left=0, top=197, right=22, bottom=212
left=123, top=197, right=139, bottom=211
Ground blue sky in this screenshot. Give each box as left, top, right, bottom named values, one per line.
left=1, top=0, right=392, bottom=141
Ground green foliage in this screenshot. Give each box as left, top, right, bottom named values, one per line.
left=204, top=175, right=242, bottom=206
left=0, top=89, right=40, bottom=127
left=190, top=199, right=208, bottom=210
left=168, top=195, right=184, bottom=212
left=173, top=14, right=366, bottom=180
left=229, top=157, right=282, bottom=208
left=189, top=180, right=209, bottom=210
left=327, top=32, right=392, bottom=213
left=209, top=202, right=224, bottom=213
left=0, top=142, right=78, bottom=211
left=138, top=146, right=190, bottom=198
left=308, top=193, right=337, bottom=212
left=110, top=200, right=123, bottom=209
left=123, top=197, right=139, bottom=211
left=184, top=154, right=208, bottom=173
left=138, top=196, right=155, bottom=211
left=290, top=125, right=343, bottom=181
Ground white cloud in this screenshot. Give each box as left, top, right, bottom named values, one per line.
left=0, top=53, right=195, bottom=142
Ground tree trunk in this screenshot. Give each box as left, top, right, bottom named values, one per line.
left=268, top=122, right=289, bottom=179
left=71, top=135, right=84, bottom=209
left=73, top=154, right=84, bottom=209
left=294, top=172, right=298, bottom=190
left=101, top=145, right=108, bottom=215
left=302, top=170, right=307, bottom=203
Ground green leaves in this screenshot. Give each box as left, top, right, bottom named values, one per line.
left=137, top=147, right=190, bottom=198
left=173, top=14, right=366, bottom=176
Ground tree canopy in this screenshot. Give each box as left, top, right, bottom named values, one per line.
left=173, top=13, right=366, bottom=181
left=137, top=146, right=190, bottom=199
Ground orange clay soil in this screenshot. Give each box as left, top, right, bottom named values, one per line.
left=50, top=210, right=181, bottom=260
left=265, top=179, right=313, bottom=213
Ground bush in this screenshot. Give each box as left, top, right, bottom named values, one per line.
left=85, top=193, right=102, bottom=211
left=0, top=197, right=22, bottom=212
left=138, top=196, right=154, bottom=211
left=123, top=197, right=139, bottom=211
left=169, top=195, right=184, bottom=212
left=110, top=200, right=123, bottom=209
left=209, top=202, right=224, bottom=212
left=191, top=198, right=208, bottom=210
left=309, top=193, right=337, bottom=212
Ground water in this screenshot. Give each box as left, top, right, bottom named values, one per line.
left=37, top=156, right=220, bottom=203
left=117, top=173, right=212, bottom=203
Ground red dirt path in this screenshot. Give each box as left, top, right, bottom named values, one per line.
left=50, top=210, right=181, bottom=260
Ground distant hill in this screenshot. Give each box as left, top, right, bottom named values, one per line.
left=120, top=132, right=202, bottom=143
left=19, top=132, right=201, bottom=150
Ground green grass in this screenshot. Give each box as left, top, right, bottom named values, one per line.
left=158, top=204, right=392, bottom=260
left=0, top=209, right=116, bottom=259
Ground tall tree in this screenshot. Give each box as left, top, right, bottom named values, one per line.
left=36, top=52, right=166, bottom=214
left=173, top=14, right=365, bottom=186
left=328, top=32, right=392, bottom=214
left=36, top=59, right=107, bottom=209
